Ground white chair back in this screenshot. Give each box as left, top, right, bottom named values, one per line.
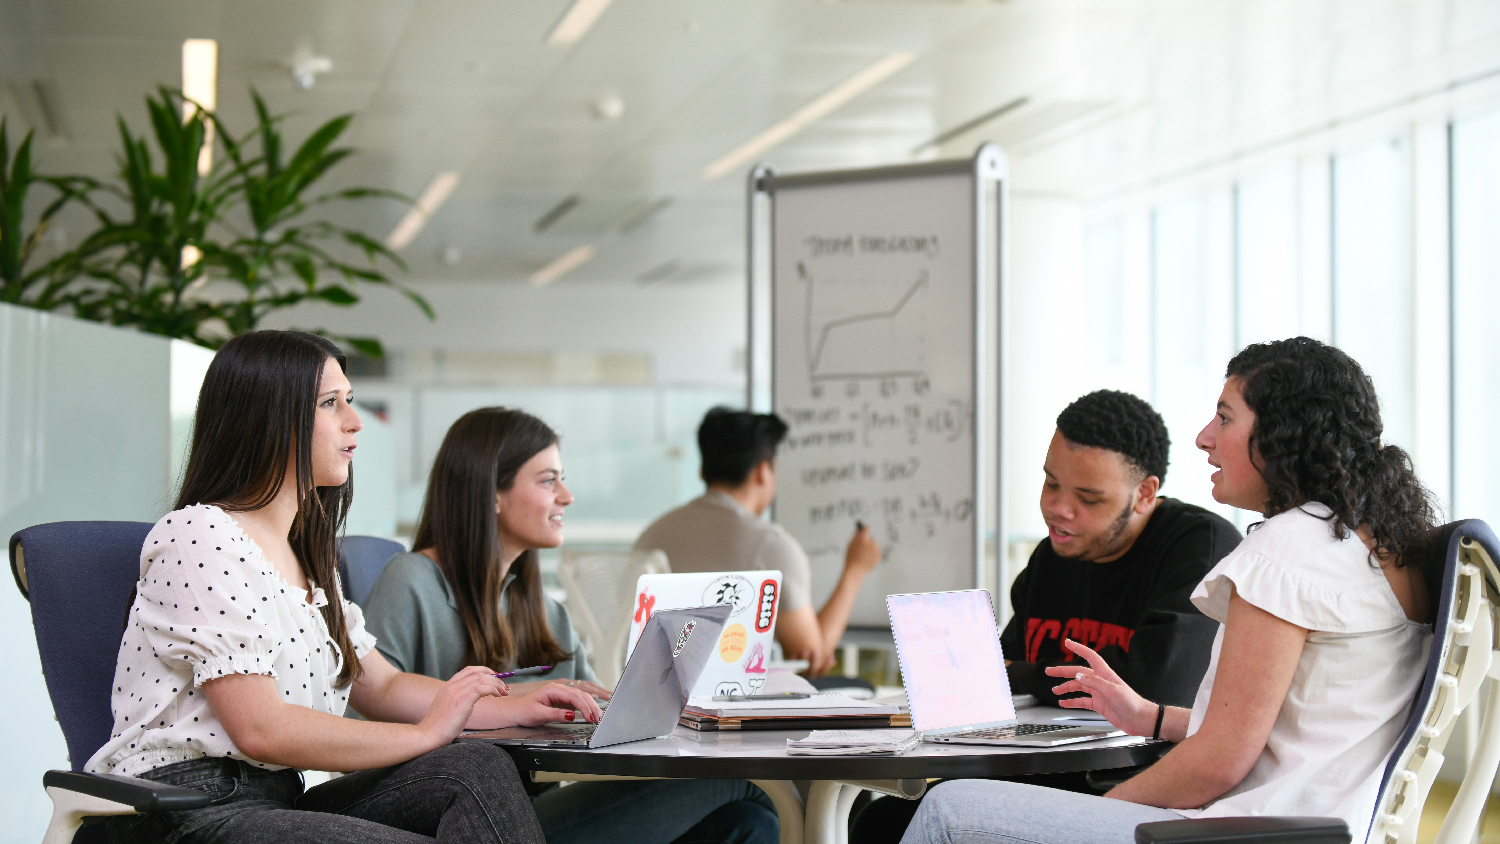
left=557, top=549, right=669, bottom=688
left=1370, top=520, right=1500, bottom=844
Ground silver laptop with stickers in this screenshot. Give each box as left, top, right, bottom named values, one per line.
left=887, top=589, right=1125, bottom=747
left=460, top=604, right=731, bottom=749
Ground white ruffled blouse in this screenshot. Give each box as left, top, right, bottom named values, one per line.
left=86, top=504, right=377, bottom=777
left=1180, top=504, right=1430, bottom=838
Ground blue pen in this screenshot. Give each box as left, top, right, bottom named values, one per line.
left=493, top=665, right=552, bottom=679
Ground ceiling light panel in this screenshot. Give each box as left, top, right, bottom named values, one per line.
left=702, top=51, right=918, bottom=180
left=385, top=170, right=462, bottom=251
left=531, top=244, right=597, bottom=286
left=547, top=0, right=616, bottom=47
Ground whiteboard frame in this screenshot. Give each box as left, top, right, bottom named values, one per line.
left=747, top=144, right=1009, bottom=624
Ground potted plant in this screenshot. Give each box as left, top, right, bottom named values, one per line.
left=60, top=87, right=429, bottom=353
left=0, top=119, right=93, bottom=308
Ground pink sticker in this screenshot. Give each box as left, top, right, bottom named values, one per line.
left=742, top=641, right=766, bottom=674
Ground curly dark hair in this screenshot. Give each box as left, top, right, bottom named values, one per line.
left=1055, top=390, right=1171, bottom=484
left=1226, top=336, right=1437, bottom=565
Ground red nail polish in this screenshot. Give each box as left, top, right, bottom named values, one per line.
left=564, top=711, right=575, bottom=721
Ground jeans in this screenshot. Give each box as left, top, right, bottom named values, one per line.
left=104, top=743, right=544, bottom=844
left=899, top=780, right=1184, bottom=844
left=532, top=778, right=778, bottom=844
left=852, top=773, right=1096, bottom=844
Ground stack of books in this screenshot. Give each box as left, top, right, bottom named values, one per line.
left=680, top=693, right=909, bottom=732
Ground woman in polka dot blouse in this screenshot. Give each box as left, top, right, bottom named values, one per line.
left=87, top=330, right=601, bottom=844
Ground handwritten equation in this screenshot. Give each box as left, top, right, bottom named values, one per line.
left=780, top=400, right=970, bottom=450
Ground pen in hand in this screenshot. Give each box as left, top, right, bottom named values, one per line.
left=493, top=665, right=553, bottom=679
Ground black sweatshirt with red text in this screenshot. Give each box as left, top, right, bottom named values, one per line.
left=999, top=497, right=1241, bottom=708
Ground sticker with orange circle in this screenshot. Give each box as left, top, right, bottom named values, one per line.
left=718, top=623, right=748, bottom=663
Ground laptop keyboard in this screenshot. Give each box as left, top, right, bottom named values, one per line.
left=952, top=723, right=1084, bottom=739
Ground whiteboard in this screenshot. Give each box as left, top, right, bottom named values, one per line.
left=768, top=166, right=984, bottom=627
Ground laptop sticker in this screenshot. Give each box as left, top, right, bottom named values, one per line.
left=673, top=619, right=697, bottom=657
left=743, top=641, right=766, bottom=674
left=716, top=681, right=743, bottom=696
left=755, top=579, right=778, bottom=632
left=634, top=589, right=656, bottom=625
left=719, top=623, right=747, bottom=662
left=702, top=575, right=754, bottom=618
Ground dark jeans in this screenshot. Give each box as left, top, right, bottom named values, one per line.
left=104, top=743, right=544, bottom=844
left=532, top=778, right=778, bottom=844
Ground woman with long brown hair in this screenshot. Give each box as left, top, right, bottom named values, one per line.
left=87, top=331, right=599, bottom=844
left=364, top=407, right=778, bottom=844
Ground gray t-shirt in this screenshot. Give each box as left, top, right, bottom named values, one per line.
left=362, top=551, right=596, bottom=684
left=633, top=490, right=813, bottom=612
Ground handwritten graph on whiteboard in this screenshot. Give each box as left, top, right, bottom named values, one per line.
left=772, top=173, right=977, bottom=626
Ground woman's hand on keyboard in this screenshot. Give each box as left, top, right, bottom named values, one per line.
left=1044, top=638, right=1158, bottom=737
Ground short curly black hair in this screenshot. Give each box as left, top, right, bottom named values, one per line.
left=1055, top=390, right=1170, bottom=485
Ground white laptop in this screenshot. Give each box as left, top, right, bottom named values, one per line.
left=628, top=570, right=783, bottom=699
left=887, top=589, right=1126, bottom=747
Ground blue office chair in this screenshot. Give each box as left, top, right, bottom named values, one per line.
left=338, top=534, right=405, bottom=607
left=1134, top=520, right=1500, bottom=844
left=10, top=521, right=211, bottom=844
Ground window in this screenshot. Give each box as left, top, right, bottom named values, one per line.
left=1236, top=165, right=1302, bottom=348
left=1332, top=136, right=1415, bottom=450
left=1452, top=105, right=1500, bottom=519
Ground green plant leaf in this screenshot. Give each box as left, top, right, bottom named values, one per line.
left=317, top=285, right=358, bottom=305
left=341, top=335, right=384, bottom=358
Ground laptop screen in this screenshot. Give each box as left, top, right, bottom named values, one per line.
left=888, top=590, right=1017, bottom=732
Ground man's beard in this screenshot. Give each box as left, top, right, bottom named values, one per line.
left=1055, top=499, right=1135, bottom=562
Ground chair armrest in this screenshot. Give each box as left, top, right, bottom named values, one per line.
left=1134, top=816, right=1350, bottom=844
left=43, top=770, right=211, bottom=812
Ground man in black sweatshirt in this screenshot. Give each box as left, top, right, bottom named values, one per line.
left=1000, top=390, right=1240, bottom=708
left=851, top=391, right=1239, bottom=843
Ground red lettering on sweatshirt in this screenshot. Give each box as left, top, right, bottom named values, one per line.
left=1023, top=617, right=1134, bottom=662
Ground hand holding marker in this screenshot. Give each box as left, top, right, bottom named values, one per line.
left=493, top=665, right=552, bottom=679
left=493, top=665, right=594, bottom=723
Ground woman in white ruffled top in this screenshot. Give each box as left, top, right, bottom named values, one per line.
left=903, top=336, right=1438, bottom=844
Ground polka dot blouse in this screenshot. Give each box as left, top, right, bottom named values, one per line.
left=86, top=504, right=377, bottom=777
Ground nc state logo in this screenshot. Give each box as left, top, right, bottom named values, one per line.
left=755, top=580, right=778, bottom=633
left=673, top=619, right=697, bottom=657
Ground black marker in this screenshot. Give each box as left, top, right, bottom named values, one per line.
left=856, top=520, right=865, bottom=531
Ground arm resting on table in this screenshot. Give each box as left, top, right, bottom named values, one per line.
left=42, top=770, right=211, bottom=812
left=1134, top=817, right=1350, bottom=844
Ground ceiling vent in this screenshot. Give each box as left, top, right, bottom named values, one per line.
left=534, top=194, right=582, bottom=233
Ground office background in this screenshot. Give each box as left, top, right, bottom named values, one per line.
left=3, top=0, right=1499, bottom=839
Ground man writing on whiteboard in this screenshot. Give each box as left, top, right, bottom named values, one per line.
left=1001, top=390, right=1240, bottom=708
left=634, top=407, right=881, bottom=677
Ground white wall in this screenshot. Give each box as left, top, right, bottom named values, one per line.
left=260, top=278, right=748, bottom=388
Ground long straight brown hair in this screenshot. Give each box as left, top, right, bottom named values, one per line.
left=174, top=330, right=362, bottom=687
left=412, top=407, right=570, bottom=670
